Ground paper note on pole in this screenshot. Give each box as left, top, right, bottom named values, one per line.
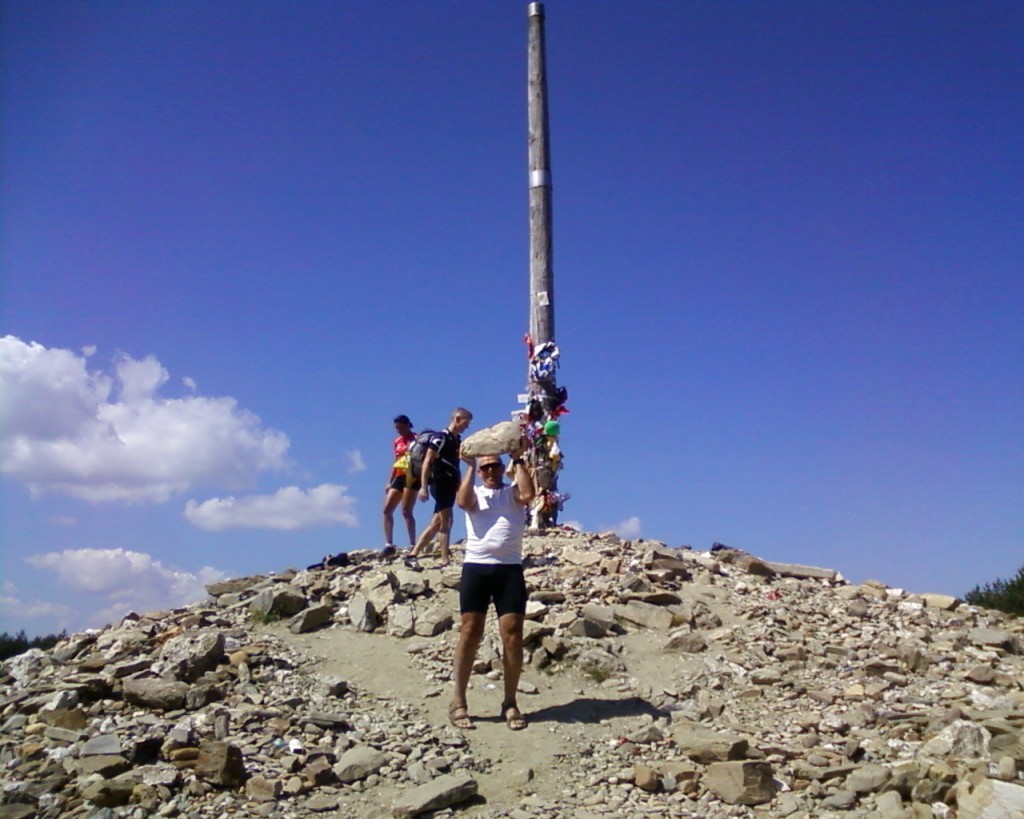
left=536, top=291, right=550, bottom=306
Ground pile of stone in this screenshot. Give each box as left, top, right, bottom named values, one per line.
left=2, top=529, right=1022, bottom=818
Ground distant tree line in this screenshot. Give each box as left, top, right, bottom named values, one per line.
left=0, top=630, right=66, bottom=662
left=965, top=563, right=1024, bottom=617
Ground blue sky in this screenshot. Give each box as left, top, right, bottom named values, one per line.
left=2, top=1, right=1021, bottom=636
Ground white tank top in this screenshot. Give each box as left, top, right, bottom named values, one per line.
left=463, top=485, right=524, bottom=564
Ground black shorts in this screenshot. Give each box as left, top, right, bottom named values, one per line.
left=430, top=477, right=458, bottom=513
left=389, top=474, right=421, bottom=492
left=459, top=563, right=527, bottom=616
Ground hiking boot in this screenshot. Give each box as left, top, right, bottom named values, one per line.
left=403, top=556, right=422, bottom=572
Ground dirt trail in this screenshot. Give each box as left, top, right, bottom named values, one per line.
left=277, top=618, right=690, bottom=814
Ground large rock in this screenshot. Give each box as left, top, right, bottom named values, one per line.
left=159, top=630, right=225, bottom=682
left=672, top=725, right=749, bottom=763
left=194, top=739, right=246, bottom=788
left=81, top=774, right=136, bottom=807
left=81, top=733, right=122, bottom=756
left=123, top=678, right=189, bottom=710
left=614, top=600, right=674, bottom=630
left=763, top=560, right=837, bottom=580
left=704, top=761, right=776, bottom=805
left=348, top=594, right=378, bottom=632
left=361, top=573, right=398, bottom=614
left=393, top=569, right=429, bottom=597
left=956, top=775, right=1024, bottom=818
left=413, top=606, right=453, bottom=637
left=846, top=763, right=891, bottom=794
left=392, top=772, right=478, bottom=817
left=3, top=649, right=49, bottom=688
left=205, top=576, right=261, bottom=596
left=334, top=745, right=388, bottom=783
left=460, top=421, right=523, bottom=457
left=919, top=720, right=992, bottom=761
left=969, top=628, right=1021, bottom=655
left=388, top=604, right=416, bottom=638
left=288, top=604, right=334, bottom=634
left=249, top=586, right=307, bottom=618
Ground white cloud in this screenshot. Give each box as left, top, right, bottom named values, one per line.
left=183, top=483, right=358, bottom=531
left=608, top=516, right=642, bottom=539
left=0, top=593, right=76, bottom=629
left=23, top=547, right=227, bottom=626
left=0, top=594, right=75, bottom=624
left=0, top=336, right=290, bottom=503
left=47, top=516, right=77, bottom=527
left=345, top=450, right=366, bottom=474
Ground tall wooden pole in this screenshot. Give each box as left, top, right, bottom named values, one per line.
left=525, top=2, right=562, bottom=526
left=527, top=1, right=555, bottom=401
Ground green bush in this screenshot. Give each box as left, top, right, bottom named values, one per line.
left=965, top=563, right=1024, bottom=617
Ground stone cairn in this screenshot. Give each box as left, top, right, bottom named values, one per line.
left=2, top=531, right=1022, bottom=818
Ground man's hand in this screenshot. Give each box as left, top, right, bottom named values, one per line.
left=510, top=437, right=528, bottom=460
left=418, top=487, right=429, bottom=502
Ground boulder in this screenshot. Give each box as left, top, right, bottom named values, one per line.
left=159, top=630, right=225, bottom=682
left=334, top=745, right=388, bottom=783
left=672, top=725, right=749, bottom=763
left=956, top=775, right=1024, bottom=819
left=249, top=586, right=307, bottom=618
left=388, top=604, right=416, bottom=638
left=288, top=604, right=334, bottom=634
left=347, top=594, right=378, bottom=632
left=414, top=606, right=453, bottom=637
left=194, top=739, right=246, bottom=787
left=123, top=678, right=189, bottom=710
left=704, top=761, right=776, bottom=805
left=460, top=420, right=523, bottom=457
left=392, top=772, right=479, bottom=817
left=613, top=600, right=674, bottom=630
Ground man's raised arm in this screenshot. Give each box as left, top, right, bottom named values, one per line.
left=511, top=457, right=535, bottom=506
left=456, top=455, right=478, bottom=511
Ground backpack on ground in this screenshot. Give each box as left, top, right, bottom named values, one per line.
left=408, top=430, right=439, bottom=482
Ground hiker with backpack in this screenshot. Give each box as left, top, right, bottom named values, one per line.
left=381, top=414, right=418, bottom=554
left=407, top=407, right=473, bottom=566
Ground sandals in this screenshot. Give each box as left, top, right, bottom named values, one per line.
left=448, top=705, right=473, bottom=730
left=500, top=702, right=527, bottom=731
left=448, top=703, right=527, bottom=730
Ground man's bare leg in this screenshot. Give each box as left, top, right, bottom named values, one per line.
left=498, top=612, right=526, bottom=729
left=411, top=513, right=441, bottom=557
left=401, top=489, right=417, bottom=546
left=436, top=508, right=453, bottom=564
left=451, top=612, right=485, bottom=728
left=382, top=489, right=402, bottom=546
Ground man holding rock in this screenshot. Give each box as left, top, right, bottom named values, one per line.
left=448, top=446, right=535, bottom=731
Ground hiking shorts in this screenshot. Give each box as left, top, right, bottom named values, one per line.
left=430, top=476, right=458, bottom=513
left=459, top=563, right=527, bottom=617
left=389, top=474, right=421, bottom=492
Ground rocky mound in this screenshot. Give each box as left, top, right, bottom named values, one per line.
left=2, top=530, right=1022, bottom=818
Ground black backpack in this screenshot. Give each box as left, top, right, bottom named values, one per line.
left=408, top=430, right=439, bottom=482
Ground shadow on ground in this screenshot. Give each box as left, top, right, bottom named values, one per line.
left=477, top=695, right=667, bottom=725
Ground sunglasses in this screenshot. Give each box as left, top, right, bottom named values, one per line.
left=479, top=463, right=503, bottom=471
